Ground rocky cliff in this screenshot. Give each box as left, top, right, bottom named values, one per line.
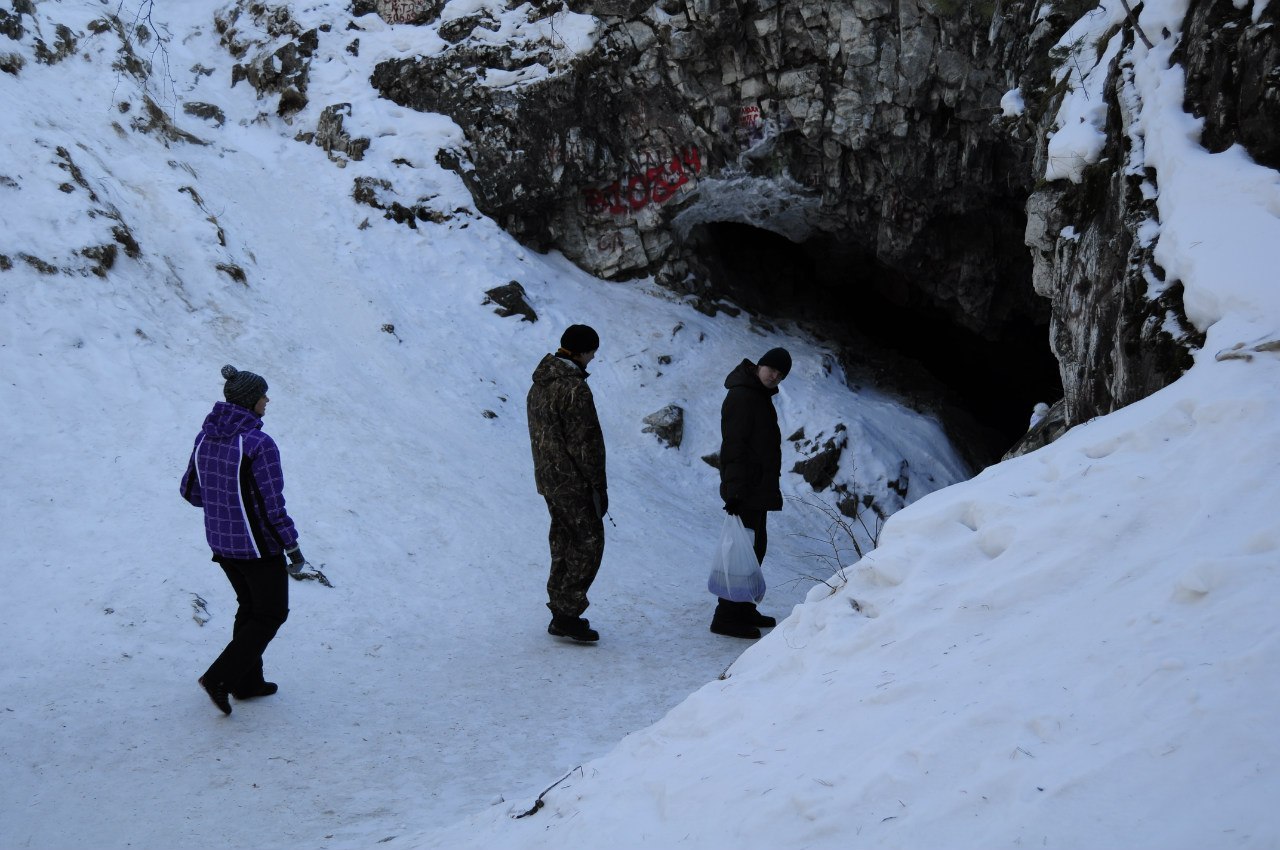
left=9, top=0, right=1270, bottom=461
left=372, top=0, right=1039, bottom=345
left=359, top=0, right=1268, bottom=457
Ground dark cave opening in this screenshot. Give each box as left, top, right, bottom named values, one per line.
left=689, top=221, right=1063, bottom=467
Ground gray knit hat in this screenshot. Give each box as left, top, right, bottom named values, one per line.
left=221, top=364, right=268, bottom=409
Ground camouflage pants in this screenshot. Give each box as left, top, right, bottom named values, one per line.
left=544, top=494, right=605, bottom=618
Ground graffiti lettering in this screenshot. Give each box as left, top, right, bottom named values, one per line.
left=582, top=146, right=703, bottom=216
left=377, top=0, right=430, bottom=24
left=596, top=232, right=624, bottom=254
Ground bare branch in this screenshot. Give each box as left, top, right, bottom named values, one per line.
left=785, top=491, right=883, bottom=592
left=1117, top=0, right=1154, bottom=49
left=514, top=766, right=580, bottom=819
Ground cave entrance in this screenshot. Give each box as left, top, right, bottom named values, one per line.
left=687, top=221, right=1063, bottom=467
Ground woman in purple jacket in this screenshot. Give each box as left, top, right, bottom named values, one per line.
left=181, top=365, right=308, bottom=715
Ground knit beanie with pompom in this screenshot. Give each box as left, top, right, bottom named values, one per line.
left=222, top=364, right=268, bottom=409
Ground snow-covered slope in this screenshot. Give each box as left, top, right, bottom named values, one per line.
left=0, top=2, right=972, bottom=848
left=415, top=1, right=1280, bottom=846
left=2, top=1, right=1277, bottom=848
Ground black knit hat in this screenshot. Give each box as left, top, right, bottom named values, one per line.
left=560, top=324, right=600, bottom=355
left=757, top=347, right=792, bottom=379
left=222, top=364, right=268, bottom=409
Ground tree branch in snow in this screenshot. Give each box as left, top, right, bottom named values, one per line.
left=1117, top=0, right=1153, bottom=49
left=786, top=493, right=882, bottom=592
left=110, top=0, right=179, bottom=112
left=514, top=766, right=581, bottom=819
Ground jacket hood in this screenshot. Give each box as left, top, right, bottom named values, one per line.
left=201, top=400, right=263, bottom=439
left=532, top=352, right=588, bottom=385
left=724, top=358, right=777, bottom=396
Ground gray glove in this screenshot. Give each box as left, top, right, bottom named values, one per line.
left=285, top=546, right=306, bottom=575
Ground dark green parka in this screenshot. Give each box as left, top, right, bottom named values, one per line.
left=719, top=358, right=783, bottom=512
left=527, top=353, right=607, bottom=505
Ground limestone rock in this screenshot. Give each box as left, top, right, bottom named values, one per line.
left=219, top=5, right=318, bottom=118
left=791, top=432, right=845, bottom=492
left=1007, top=0, right=1205, bottom=428
left=376, top=0, right=445, bottom=26
left=642, top=403, right=684, bottom=449
left=183, top=102, right=226, bottom=127
left=352, top=176, right=453, bottom=228
left=1178, top=0, right=1280, bottom=170
left=302, top=103, right=370, bottom=163
left=483, top=281, right=538, bottom=322
left=371, top=0, right=1037, bottom=340
left=1001, top=399, right=1070, bottom=461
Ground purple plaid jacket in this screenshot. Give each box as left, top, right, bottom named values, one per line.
left=180, top=401, right=299, bottom=559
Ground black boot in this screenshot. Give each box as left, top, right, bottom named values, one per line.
left=747, top=604, right=776, bottom=628
left=548, top=615, right=599, bottom=643
left=232, top=681, right=279, bottom=699
left=198, top=676, right=232, bottom=715
left=710, top=599, right=760, bottom=639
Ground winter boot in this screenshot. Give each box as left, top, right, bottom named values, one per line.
left=548, top=615, right=599, bottom=643
left=232, top=681, right=279, bottom=700
left=747, top=604, right=776, bottom=628
left=198, top=676, right=232, bottom=715
left=710, top=600, right=761, bottom=640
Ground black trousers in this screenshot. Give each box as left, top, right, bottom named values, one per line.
left=203, top=553, right=290, bottom=692
left=739, top=508, right=768, bottom=565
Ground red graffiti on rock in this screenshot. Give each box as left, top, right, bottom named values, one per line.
left=583, top=147, right=703, bottom=215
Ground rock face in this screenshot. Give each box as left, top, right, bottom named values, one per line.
left=1179, top=0, right=1280, bottom=170
left=217, top=3, right=321, bottom=119
left=642, top=403, right=684, bottom=449
left=371, top=0, right=1038, bottom=341
left=363, top=0, right=1215, bottom=447
left=1002, top=398, right=1069, bottom=461
left=482, top=281, right=539, bottom=323
left=214, top=0, right=1272, bottom=455
left=791, top=429, right=846, bottom=493
left=1000, top=0, right=1275, bottom=430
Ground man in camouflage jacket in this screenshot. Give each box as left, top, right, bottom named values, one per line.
left=526, top=324, right=607, bottom=642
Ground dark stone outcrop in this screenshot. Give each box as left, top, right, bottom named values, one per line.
left=203, top=0, right=1273, bottom=462
left=183, top=102, right=227, bottom=127
left=352, top=176, right=454, bottom=228
left=372, top=1, right=1038, bottom=345
left=132, top=96, right=208, bottom=146
left=218, top=4, right=318, bottom=118
left=365, top=1, right=1067, bottom=456
left=34, top=23, right=75, bottom=64
left=0, top=8, right=25, bottom=41
left=791, top=432, right=845, bottom=492
left=1003, top=0, right=1206, bottom=427
left=483, top=281, right=538, bottom=322
left=642, top=403, right=684, bottom=449
left=1002, top=399, right=1070, bottom=461
left=296, top=102, right=370, bottom=163
left=358, top=0, right=1280, bottom=456
left=1178, top=0, right=1280, bottom=169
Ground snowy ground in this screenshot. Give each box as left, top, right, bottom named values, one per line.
left=2, top=1, right=1278, bottom=848
left=1, top=2, right=966, bottom=847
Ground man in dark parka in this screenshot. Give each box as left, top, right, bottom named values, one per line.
left=714, top=347, right=792, bottom=639
left=527, top=324, right=608, bottom=643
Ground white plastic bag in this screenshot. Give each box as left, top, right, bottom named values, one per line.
left=707, top=514, right=766, bottom=602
